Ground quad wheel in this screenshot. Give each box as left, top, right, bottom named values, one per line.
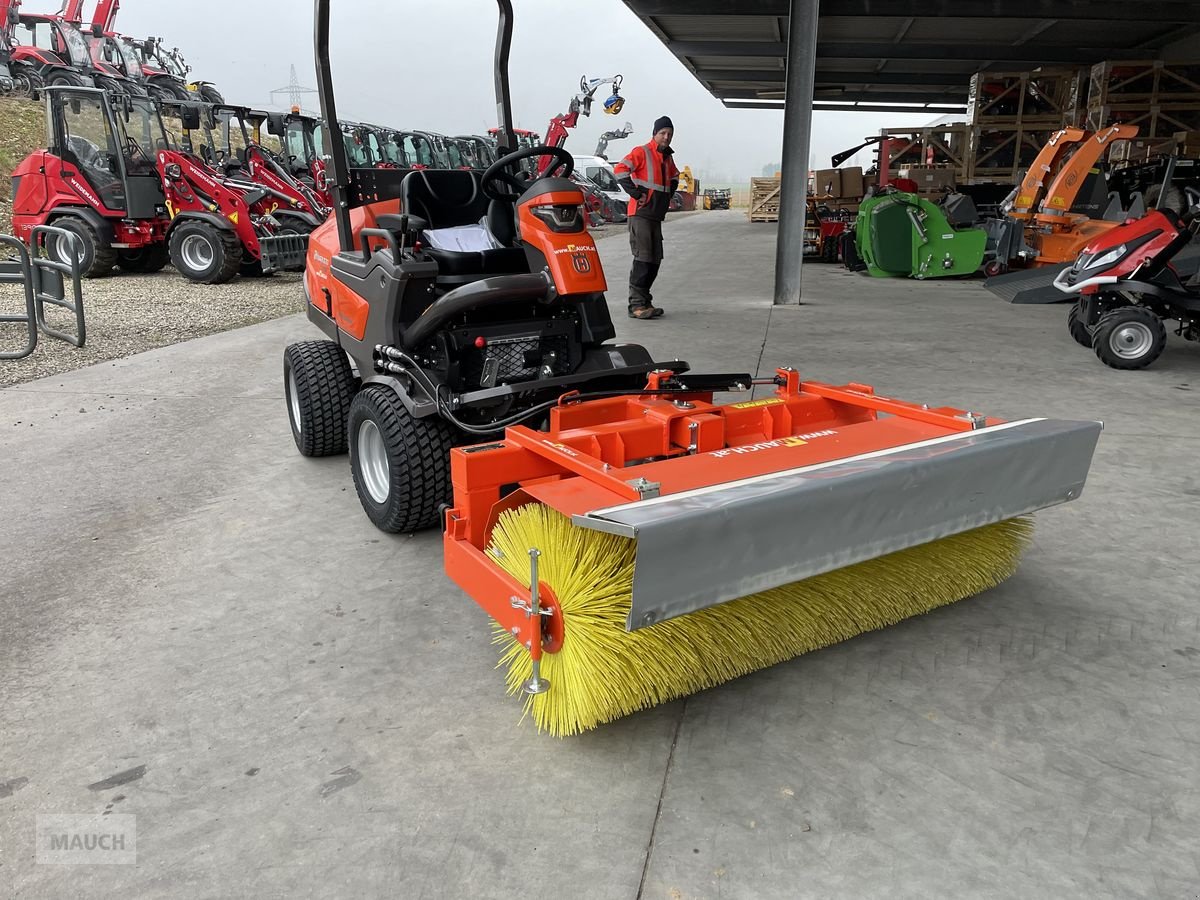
left=348, top=386, right=455, bottom=533
left=46, top=216, right=116, bottom=278
left=169, top=220, right=242, bottom=284
left=116, top=243, right=170, bottom=274
left=1067, top=302, right=1093, bottom=348
left=283, top=341, right=358, bottom=457
left=1092, top=306, right=1166, bottom=370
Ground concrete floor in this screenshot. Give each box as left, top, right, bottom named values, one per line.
left=3, top=210, right=1199, bottom=899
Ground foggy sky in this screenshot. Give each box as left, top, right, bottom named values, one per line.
left=111, top=0, right=942, bottom=181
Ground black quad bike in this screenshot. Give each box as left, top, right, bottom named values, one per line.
left=282, top=0, right=685, bottom=533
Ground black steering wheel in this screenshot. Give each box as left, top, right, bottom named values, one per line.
left=481, top=144, right=574, bottom=201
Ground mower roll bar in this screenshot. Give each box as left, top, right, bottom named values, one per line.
left=313, top=0, right=518, bottom=254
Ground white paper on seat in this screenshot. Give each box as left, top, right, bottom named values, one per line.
left=422, top=223, right=503, bottom=252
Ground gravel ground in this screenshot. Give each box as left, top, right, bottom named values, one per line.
left=0, top=268, right=306, bottom=388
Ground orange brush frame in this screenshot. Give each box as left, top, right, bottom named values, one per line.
left=443, top=367, right=1001, bottom=653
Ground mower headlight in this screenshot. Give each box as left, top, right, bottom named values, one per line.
left=531, top=203, right=585, bottom=234
left=1084, top=244, right=1126, bottom=270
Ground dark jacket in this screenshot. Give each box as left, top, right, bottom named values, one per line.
left=614, top=141, right=679, bottom=221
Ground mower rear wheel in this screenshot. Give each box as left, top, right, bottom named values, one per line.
left=47, top=216, right=116, bottom=278
left=284, top=340, right=358, bottom=457
left=116, top=243, right=170, bottom=274
left=1093, top=306, right=1166, bottom=370
left=348, top=386, right=454, bottom=533
left=1067, top=302, right=1093, bottom=348
left=169, top=221, right=242, bottom=284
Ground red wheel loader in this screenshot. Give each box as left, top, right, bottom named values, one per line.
left=154, top=100, right=308, bottom=281
left=264, top=109, right=335, bottom=207
left=11, top=86, right=170, bottom=276
left=206, top=104, right=331, bottom=235
left=286, top=0, right=1103, bottom=736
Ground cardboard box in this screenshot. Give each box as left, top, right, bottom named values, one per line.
left=838, top=167, right=865, bottom=199
left=812, top=168, right=841, bottom=197
left=898, top=165, right=957, bottom=193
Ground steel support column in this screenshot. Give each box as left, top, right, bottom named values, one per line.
left=773, top=0, right=820, bottom=305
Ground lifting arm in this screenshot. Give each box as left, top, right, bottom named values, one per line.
left=91, top=0, right=119, bottom=31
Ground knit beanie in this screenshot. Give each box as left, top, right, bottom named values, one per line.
left=652, top=116, right=674, bottom=135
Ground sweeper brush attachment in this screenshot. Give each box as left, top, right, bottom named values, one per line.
left=443, top=368, right=1101, bottom=736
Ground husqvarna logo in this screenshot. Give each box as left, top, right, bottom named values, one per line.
left=571, top=252, right=591, bottom=274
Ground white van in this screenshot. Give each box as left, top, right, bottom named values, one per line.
left=572, top=154, right=627, bottom=208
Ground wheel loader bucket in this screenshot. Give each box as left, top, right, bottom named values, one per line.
left=259, top=233, right=309, bottom=273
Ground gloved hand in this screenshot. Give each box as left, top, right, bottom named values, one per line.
left=630, top=187, right=647, bottom=200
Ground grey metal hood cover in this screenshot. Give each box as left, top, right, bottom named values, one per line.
left=571, top=418, right=1102, bottom=631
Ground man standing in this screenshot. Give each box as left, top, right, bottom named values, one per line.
left=614, top=116, right=678, bottom=319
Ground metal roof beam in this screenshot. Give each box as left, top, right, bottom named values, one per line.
left=722, top=100, right=968, bottom=112
left=631, top=0, right=1198, bottom=21
left=719, top=88, right=967, bottom=102
left=693, top=69, right=976, bottom=86
left=671, top=40, right=1147, bottom=63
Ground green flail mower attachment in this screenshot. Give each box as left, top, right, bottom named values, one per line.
left=855, top=189, right=988, bottom=279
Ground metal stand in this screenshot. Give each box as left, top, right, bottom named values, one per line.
left=0, top=226, right=85, bottom=361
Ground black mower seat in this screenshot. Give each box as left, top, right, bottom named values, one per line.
left=400, top=168, right=531, bottom=284
left=424, top=246, right=528, bottom=277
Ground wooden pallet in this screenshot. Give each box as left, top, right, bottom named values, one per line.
left=748, top=177, right=781, bottom=222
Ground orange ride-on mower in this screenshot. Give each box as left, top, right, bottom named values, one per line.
left=292, top=0, right=1105, bottom=735
left=287, top=4, right=682, bottom=532
left=12, top=86, right=170, bottom=276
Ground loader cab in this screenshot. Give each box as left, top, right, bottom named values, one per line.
left=209, top=105, right=254, bottom=171
left=268, top=112, right=316, bottom=176
left=49, top=87, right=165, bottom=219
left=373, top=128, right=408, bottom=166
left=157, top=99, right=206, bottom=156
left=398, top=131, right=437, bottom=168
left=86, top=30, right=143, bottom=82
left=19, top=14, right=92, bottom=69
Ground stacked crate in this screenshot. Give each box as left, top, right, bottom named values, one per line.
left=1086, top=60, right=1200, bottom=138
left=965, top=67, right=1088, bottom=182
left=880, top=125, right=972, bottom=184
left=748, top=177, right=781, bottom=222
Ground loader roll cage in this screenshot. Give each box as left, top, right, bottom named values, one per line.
left=314, top=0, right=519, bottom=252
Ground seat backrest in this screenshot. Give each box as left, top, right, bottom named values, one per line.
left=400, top=169, right=489, bottom=231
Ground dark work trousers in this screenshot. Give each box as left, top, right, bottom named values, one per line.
left=628, top=216, right=664, bottom=310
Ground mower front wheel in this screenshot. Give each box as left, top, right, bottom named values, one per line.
left=169, top=221, right=242, bottom=284
left=1067, top=302, right=1093, bottom=348
left=348, top=386, right=454, bottom=533
left=1092, top=306, right=1166, bottom=370
left=284, top=341, right=358, bottom=457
